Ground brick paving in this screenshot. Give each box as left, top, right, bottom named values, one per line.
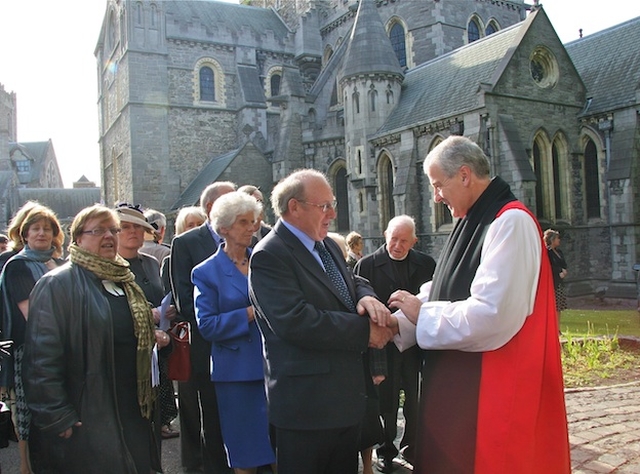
left=2, top=382, right=640, bottom=473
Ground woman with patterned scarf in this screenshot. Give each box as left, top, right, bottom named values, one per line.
left=22, top=205, right=171, bottom=473
left=0, top=203, right=65, bottom=474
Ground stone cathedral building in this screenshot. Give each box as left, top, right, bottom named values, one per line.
left=95, top=0, right=640, bottom=298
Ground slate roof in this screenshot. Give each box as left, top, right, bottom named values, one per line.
left=238, top=65, right=266, bottom=104
left=340, top=0, right=403, bottom=81
left=376, top=18, right=527, bottom=136
left=17, top=188, right=102, bottom=221
left=565, top=16, right=640, bottom=116
left=171, top=148, right=238, bottom=210
left=164, top=0, right=290, bottom=42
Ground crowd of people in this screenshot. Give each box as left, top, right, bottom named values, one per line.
left=0, top=135, right=572, bottom=474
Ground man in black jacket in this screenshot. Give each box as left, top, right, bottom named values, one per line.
left=354, top=215, right=435, bottom=472
left=170, top=181, right=235, bottom=473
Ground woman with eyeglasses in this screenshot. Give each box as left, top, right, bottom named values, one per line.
left=0, top=203, right=65, bottom=474
left=23, top=204, right=171, bottom=473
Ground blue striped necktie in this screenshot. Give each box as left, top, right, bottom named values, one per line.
left=315, top=241, right=356, bottom=312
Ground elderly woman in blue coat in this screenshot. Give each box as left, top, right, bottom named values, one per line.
left=192, top=191, right=275, bottom=474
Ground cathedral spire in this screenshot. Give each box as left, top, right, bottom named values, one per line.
left=340, top=0, right=404, bottom=82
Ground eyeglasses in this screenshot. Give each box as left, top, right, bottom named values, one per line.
left=298, top=200, right=338, bottom=213
left=81, top=227, right=122, bottom=237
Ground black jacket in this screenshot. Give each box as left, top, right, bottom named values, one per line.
left=23, top=262, right=160, bottom=473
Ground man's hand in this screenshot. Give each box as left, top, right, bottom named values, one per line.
left=59, top=421, right=82, bottom=439
left=357, top=295, right=391, bottom=326
left=368, top=320, right=393, bottom=349
left=388, top=290, right=422, bottom=325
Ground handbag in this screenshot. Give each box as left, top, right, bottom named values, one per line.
left=167, top=321, right=191, bottom=382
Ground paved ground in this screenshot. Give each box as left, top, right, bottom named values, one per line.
left=2, top=381, right=640, bottom=473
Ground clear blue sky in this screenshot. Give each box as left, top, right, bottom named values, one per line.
left=0, top=0, right=638, bottom=187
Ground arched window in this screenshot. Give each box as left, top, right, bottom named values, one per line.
left=485, top=21, right=497, bottom=36
left=330, top=80, right=338, bottom=107
left=389, top=23, right=407, bottom=68
left=584, top=138, right=601, bottom=218
left=352, top=90, right=360, bottom=115
left=378, top=154, right=395, bottom=229
left=108, top=11, right=117, bottom=51
left=552, top=142, right=563, bottom=219
left=369, top=86, right=377, bottom=112
left=533, top=140, right=545, bottom=219
left=199, top=67, right=215, bottom=102
left=468, top=19, right=480, bottom=43
left=334, top=167, right=350, bottom=232
left=270, top=74, right=281, bottom=97
left=136, top=3, right=143, bottom=25
left=386, top=84, right=394, bottom=105
left=150, top=4, right=157, bottom=28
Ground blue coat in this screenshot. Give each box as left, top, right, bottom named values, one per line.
left=192, top=246, right=264, bottom=382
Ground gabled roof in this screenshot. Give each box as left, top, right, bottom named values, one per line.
left=171, top=148, right=239, bottom=210
left=377, top=14, right=530, bottom=135
left=9, top=140, right=51, bottom=185
left=565, top=16, right=640, bottom=116
left=164, top=1, right=290, bottom=42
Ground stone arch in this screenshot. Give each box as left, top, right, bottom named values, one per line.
left=580, top=127, right=605, bottom=220
left=265, top=66, right=283, bottom=98
left=531, top=130, right=552, bottom=220
left=386, top=16, right=409, bottom=68
left=467, top=14, right=483, bottom=43
left=323, top=44, right=334, bottom=67
left=193, top=58, right=225, bottom=106
left=485, top=18, right=500, bottom=36
left=377, top=151, right=396, bottom=230
left=328, top=159, right=350, bottom=233
left=550, top=132, right=571, bottom=221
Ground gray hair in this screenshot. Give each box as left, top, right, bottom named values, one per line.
left=386, top=215, right=416, bottom=238
left=200, top=181, right=237, bottom=213
left=144, top=209, right=166, bottom=230
left=271, top=169, right=329, bottom=217
left=210, top=191, right=262, bottom=234
left=543, top=228, right=560, bottom=247
left=424, top=136, right=490, bottom=179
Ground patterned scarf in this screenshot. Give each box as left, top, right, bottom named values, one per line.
left=69, top=243, right=156, bottom=419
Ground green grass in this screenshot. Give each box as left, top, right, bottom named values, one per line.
left=560, top=309, right=640, bottom=337
left=561, top=321, right=639, bottom=387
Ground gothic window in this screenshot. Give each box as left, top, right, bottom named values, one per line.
left=552, top=143, right=563, bottom=219
left=386, top=85, right=394, bottom=105
left=323, top=45, right=334, bottom=67
left=334, top=167, right=350, bottom=232
left=468, top=19, right=480, bottom=43
left=485, top=21, right=498, bottom=36
left=583, top=138, right=601, bottom=219
left=136, top=3, right=143, bottom=25
left=150, top=4, right=157, bottom=28
left=352, top=90, right=360, bottom=115
left=270, top=74, right=281, bottom=97
left=532, top=139, right=546, bottom=219
left=369, top=86, right=377, bottom=112
left=330, top=82, right=338, bottom=107
left=357, top=149, right=362, bottom=174
left=389, top=23, right=407, bottom=68
left=378, top=154, right=395, bottom=230
left=532, top=133, right=570, bottom=222
left=358, top=192, right=364, bottom=213
left=108, top=11, right=117, bottom=51
left=200, top=67, right=215, bottom=102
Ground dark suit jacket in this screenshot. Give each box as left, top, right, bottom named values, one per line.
left=249, top=219, right=376, bottom=431
left=192, top=246, right=264, bottom=383
left=354, top=245, right=436, bottom=304
left=169, top=223, right=219, bottom=376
